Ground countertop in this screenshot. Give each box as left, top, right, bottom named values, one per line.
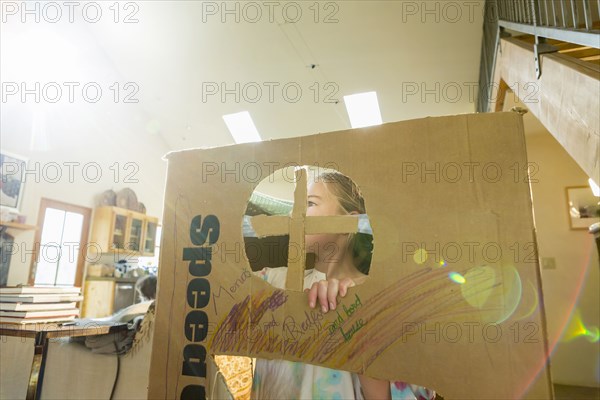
left=85, top=276, right=141, bottom=283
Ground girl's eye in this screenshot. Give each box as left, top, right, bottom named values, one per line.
left=307, top=201, right=316, bottom=207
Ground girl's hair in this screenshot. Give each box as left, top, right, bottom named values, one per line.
left=317, top=171, right=373, bottom=275
left=136, top=275, right=157, bottom=301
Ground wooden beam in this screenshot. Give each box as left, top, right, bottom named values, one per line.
left=494, top=37, right=600, bottom=183
left=494, top=79, right=509, bottom=112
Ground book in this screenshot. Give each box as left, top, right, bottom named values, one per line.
left=0, top=286, right=81, bottom=295
left=0, top=294, right=84, bottom=303
left=0, top=302, right=78, bottom=311
left=0, top=315, right=76, bottom=324
left=0, top=309, right=79, bottom=318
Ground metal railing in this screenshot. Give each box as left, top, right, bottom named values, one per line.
left=478, top=1, right=502, bottom=113
left=497, top=0, right=600, bottom=47
left=477, top=0, right=600, bottom=112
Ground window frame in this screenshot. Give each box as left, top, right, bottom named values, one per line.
left=28, top=198, right=91, bottom=287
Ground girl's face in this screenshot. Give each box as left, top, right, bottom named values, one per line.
left=304, top=181, right=347, bottom=256
left=306, top=181, right=344, bottom=217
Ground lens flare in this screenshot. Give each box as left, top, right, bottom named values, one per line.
left=448, top=272, right=465, bottom=284
left=413, top=248, right=428, bottom=265
left=460, top=265, right=496, bottom=308
left=515, top=281, right=540, bottom=321
left=495, top=266, right=523, bottom=324
left=458, top=265, right=523, bottom=324
left=438, top=259, right=447, bottom=267
left=562, top=309, right=600, bottom=343
left=516, top=240, right=597, bottom=399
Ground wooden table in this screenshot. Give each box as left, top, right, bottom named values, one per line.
left=0, top=320, right=128, bottom=400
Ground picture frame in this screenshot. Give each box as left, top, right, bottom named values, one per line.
left=566, top=185, right=600, bottom=230
left=0, top=151, right=28, bottom=213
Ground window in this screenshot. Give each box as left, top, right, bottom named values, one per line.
left=30, top=199, right=91, bottom=287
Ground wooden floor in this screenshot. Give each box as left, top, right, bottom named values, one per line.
left=554, top=384, right=600, bottom=400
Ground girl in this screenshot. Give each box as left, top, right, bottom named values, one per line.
left=252, top=171, right=436, bottom=400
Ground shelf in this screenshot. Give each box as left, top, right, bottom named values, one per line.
left=0, top=221, right=38, bottom=231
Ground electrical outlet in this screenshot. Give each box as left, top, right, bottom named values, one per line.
left=542, top=257, right=556, bottom=270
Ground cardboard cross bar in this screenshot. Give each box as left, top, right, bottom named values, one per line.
left=249, top=168, right=360, bottom=291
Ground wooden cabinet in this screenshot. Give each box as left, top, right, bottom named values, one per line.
left=89, top=207, right=159, bottom=256
left=81, top=277, right=140, bottom=318
left=81, top=279, right=115, bottom=318
left=143, top=219, right=158, bottom=255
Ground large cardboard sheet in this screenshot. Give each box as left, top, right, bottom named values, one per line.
left=148, top=113, right=553, bottom=399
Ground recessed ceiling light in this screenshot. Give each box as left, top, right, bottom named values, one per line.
left=343, top=91, right=382, bottom=128
left=223, top=111, right=262, bottom=144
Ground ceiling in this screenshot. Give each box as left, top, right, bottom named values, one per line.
left=1, top=1, right=486, bottom=153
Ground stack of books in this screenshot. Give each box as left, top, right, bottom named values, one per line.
left=0, top=286, right=82, bottom=324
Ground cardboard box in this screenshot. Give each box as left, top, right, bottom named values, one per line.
left=148, top=113, right=553, bottom=399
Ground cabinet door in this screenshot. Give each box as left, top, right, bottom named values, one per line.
left=82, top=280, right=115, bottom=318
left=91, top=207, right=159, bottom=256
left=128, top=216, right=144, bottom=252
left=143, top=220, right=158, bottom=255
left=111, top=211, right=129, bottom=251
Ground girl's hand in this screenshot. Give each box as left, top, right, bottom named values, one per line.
left=306, top=278, right=356, bottom=313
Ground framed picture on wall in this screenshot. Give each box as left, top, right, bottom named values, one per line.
left=566, top=186, right=600, bottom=230
left=0, top=151, right=28, bottom=213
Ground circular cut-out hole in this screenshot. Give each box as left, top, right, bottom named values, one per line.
left=243, top=166, right=373, bottom=277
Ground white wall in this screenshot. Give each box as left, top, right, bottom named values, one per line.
left=526, top=131, right=600, bottom=387
left=1, top=19, right=172, bottom=286
left=1, top=104, right=170, bottom=286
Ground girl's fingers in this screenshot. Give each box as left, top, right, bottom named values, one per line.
left=308, top=283, right=319, bottom=308
left=317, top=280, right=329, bottom=312
left=339, top=277, right=356, bottom=297
left=327, top=279, right=339, bottom=311
left=306, top=278, right=357, bottom=312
